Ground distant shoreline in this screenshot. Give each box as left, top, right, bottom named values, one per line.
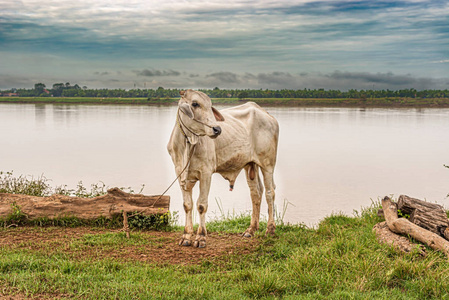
left=1, top=96, right=449, bottom=107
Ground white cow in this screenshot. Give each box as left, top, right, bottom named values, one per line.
left=167, top=89, right=279, bottom=247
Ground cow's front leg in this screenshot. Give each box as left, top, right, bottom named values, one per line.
left=179, top=181, right=196, bottom=246
left=193, top=175, right=211, bottom=248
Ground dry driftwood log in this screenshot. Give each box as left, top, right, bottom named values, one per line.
left=442, top=228, right=449, bottom=241
left=0, top=187, right=169, bottom=220
left=373, top=221, right=425, bottom=256
left=382, top=196, right=449, bottom=257
left=397, top=195, right=448, bottom=235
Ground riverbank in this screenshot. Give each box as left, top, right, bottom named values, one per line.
left=1, top=96, right=449, bottom=107
left=2, top=206, right=449, bottom=299
left=2, top=173, right=449, bottom=298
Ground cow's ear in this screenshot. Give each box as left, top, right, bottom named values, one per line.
left=212, top=106, right=225, bottom=122
left=179, top=103, right=194, bottom=119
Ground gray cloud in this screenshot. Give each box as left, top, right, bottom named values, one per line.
left=242, top=73, right=257, bottom=80
left=134, top=69, right=181, bottom=77
left=1, top=0, right=448, bottom=90
left=191, top=70, right=448, bottom=91
left=1, top=69, right=448, bottom=91
left=206, top=72, right=239, bottom=84
left=256, top=72, right=295, bottom=86
left=327, top=71, right=412, bottom=85
left=323, top=71, right=436, bottom=90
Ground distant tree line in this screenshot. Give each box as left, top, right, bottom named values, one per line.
left=2, top=83, right=449, bottom=99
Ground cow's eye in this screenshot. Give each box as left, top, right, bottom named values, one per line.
left=192, top=102, right=200, bottom=108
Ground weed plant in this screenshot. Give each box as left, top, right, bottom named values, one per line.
left=0, top=171, right=173, bottom=230
left=0, top=171, right=51, bottom=196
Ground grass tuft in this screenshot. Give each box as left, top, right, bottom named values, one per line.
left=2, top=175, right=449, bottom=299
left=2, top=204, right=449, bottom=299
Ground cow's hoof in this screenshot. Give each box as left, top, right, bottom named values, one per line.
left=243, top=227, right=256, bottom=238
left=264, top=229, right=276, bottom=237
left=265, top=223, right=276, bottom=237
left=193, top=240, right=206, bottom=248
left=193, top=235, right=206, bottom=248
left=243, top=232, right=252, bottom=238
left=179, top=239, right=191, bottom=246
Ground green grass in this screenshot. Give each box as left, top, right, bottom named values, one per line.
left=2, top=204, right=449, bottom=299
left=2, top=171, right=449, bottom=298
left=1, top=96, right=449, bottom=107
left=0, top=97, right=178, bottom=105
left=233, top=97, right=449, bottom=107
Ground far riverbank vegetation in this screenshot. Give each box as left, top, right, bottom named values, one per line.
left=1, top=83, right=449, bottom=107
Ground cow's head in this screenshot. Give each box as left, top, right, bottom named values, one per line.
left=178, top=89, right=224, bottom=143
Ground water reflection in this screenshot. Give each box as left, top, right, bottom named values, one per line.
left=34, top=104, right=47, bottom=128
left=0, top=104, right=448, bottom=226
left=52, top=105, right=80, bottom=128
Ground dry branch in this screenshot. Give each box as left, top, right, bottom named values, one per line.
left=0, top=187, right=169, bottom=220
left=397, top=195, right=448, bottom=235
left=373, top=221, right=425, bottom=255
left=382, top=196, right=449, bottom=257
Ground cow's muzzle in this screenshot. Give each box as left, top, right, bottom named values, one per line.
left=212, top=126, right=222, bottom=138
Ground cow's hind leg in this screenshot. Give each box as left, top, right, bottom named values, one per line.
left=179, top=181, right=196, bottom=246
left=243, top=163, right=264, bottom=238
left=261, top=168, right=276, bottom=236
left=193, top=175, right=212, bottom=248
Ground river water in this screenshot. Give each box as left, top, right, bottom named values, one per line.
left=1, top=103, right=448, bottom=226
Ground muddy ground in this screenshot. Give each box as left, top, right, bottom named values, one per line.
left=1, top=227, right=262, bottom=299
left=0, top=226, right=260, bottom=265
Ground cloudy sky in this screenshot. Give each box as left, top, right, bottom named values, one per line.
left=1, top=0, right=448, bottom=90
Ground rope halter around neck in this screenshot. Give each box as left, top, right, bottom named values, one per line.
left=177, top=106, right=219, bottom=142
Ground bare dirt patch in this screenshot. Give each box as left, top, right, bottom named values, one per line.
left=0, top=290, right=67, bottom=300
left=0, top=227, right=260, bottom=265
